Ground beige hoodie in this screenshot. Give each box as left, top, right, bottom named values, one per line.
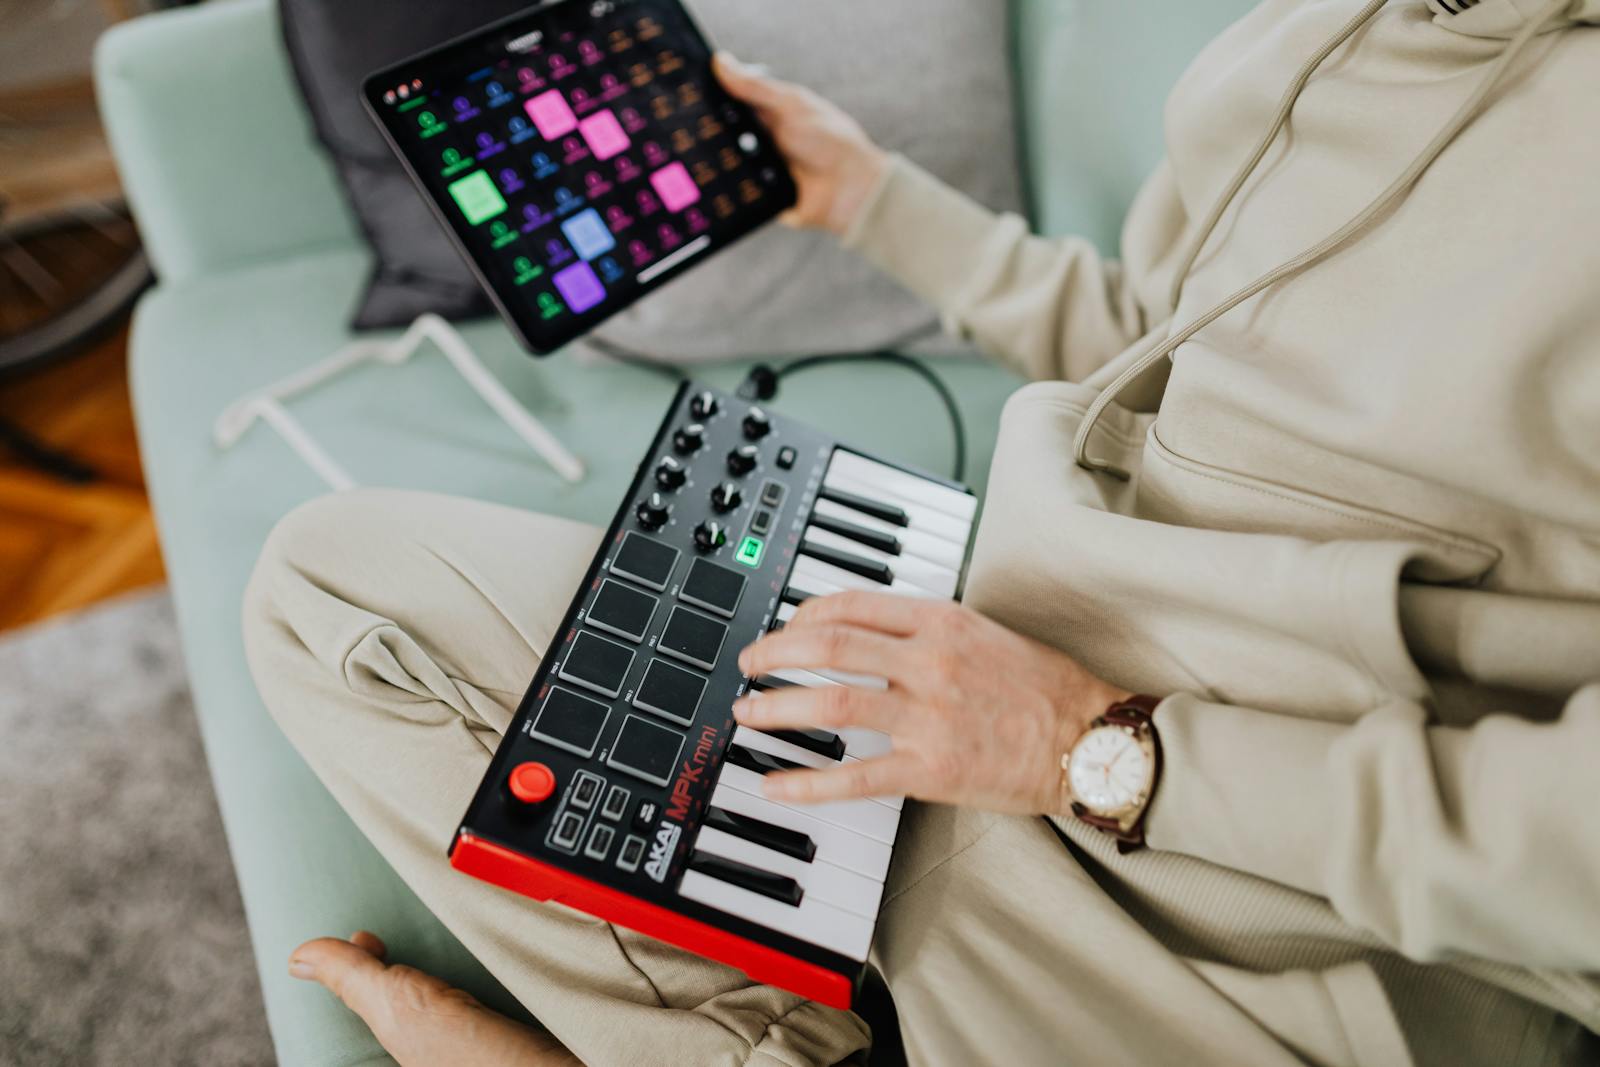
left=846, top=0, right=1599, bottom=1060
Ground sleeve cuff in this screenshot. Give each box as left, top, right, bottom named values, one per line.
left=1146, top=692, right=1345, bottom=895
left=841, top=154, right=1024, bottom=320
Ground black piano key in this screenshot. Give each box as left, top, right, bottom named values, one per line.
left=818, top=486, right=908, bottom=527
left=767, top=728, right=847, bottom=762
left=800, top=540, right=895, bottom=585
left=689, top=850, right=804, bottom=908
left=726, top=743, right=804, bottom=776
left=703, top=805, right=817, bottom=863
left=808, top=512, right=902, bottom=556
left=780, top=586, right=815, bottom=607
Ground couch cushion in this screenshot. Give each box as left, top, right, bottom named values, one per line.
left=95, top=0, right=361, bottom=284
left=1012, top=0, right=1261, bottom=252
left=129, top=243, right=1021, bottom=1064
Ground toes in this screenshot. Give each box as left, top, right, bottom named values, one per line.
left=289, top=936, right=391, bottom=1021
left=350, top=930, right=388, bottom=960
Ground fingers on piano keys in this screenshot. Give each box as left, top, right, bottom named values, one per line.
left=679, top=452, right=976, bottom=962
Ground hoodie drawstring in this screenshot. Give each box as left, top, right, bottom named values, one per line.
left=1073, top=0, right=1576, bottom=479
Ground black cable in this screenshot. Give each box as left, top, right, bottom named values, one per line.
left=739, top=351, right=967, bottom=482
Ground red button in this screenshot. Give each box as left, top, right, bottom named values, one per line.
left=508, top=761, right=557, bottom=805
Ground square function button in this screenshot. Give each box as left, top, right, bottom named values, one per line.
left=612, top=532, right=680, bottom=592
left=751, top=509, right=774, bottom=537
left=584, top=823, right=616, bottom=861
left=601, top=784, right=631, bottom=822
left=587, top=580, right=658, bottom=643
left=776, top=446, right=797, bottom=470
left=550, top=811, right=584, bottom=852
left=633, top=659, right=707, bottom=727
left=570, top=770, right=604, bottom=811
left=606, top=714, right=685, bottom=787
left=617, top=834, right=647, bottom=873
left=759, top=481, right=784, bottom=508
left=679, top=558, right=747, bottom=619
left=559, top=631, right=635, bottom=698
left=657, top=606, right=728, bottom=671
left=531, top=686, right=612, bottom=758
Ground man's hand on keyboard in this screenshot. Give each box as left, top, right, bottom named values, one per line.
left=734, top=592, right=1131, bottom=816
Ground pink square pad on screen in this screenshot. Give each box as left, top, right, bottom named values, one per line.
left=649, top=162, right=701, bottom=213
left=525, top=90, right=578, bottom=140
left=577, top=110, right=631, bottom=161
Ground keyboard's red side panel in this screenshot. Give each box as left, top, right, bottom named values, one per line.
left=451, top=832, right=854, bottom=1010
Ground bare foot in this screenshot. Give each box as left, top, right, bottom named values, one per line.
left=290, top=931, right=582, bottom=1067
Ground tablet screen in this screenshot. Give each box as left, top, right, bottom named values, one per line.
left=364, top=0, right=797, bottom=354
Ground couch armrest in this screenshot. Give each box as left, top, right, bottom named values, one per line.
left=96, top=0, right=361, bottom=283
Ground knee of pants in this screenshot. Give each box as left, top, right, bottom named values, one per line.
left=243, top=490, right=400, bottom=738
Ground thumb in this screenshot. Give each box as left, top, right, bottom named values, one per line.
left=713, top=51, right=789, bottom=108
left=290, top=934, right=391, bottom=1020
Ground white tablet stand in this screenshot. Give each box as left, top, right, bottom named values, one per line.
left=212, top=314, right=586, bottom=490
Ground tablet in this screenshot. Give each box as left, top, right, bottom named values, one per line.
left=363, top=0, right=798, bottom=355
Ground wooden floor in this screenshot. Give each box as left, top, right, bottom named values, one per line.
left=0, top=328, right=165, bottom=634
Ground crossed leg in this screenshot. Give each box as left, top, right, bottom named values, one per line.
left=244, top=489, right=871, bottom=1067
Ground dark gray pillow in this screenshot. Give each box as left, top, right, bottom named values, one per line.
left=278, top=0, right=528, bottom=330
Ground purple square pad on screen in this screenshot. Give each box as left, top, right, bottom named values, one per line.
left=649, top=162, right=701, bottom=213
left=525, top=90, right=579, bottom=140
left=553, top=261, right=607, bottom=314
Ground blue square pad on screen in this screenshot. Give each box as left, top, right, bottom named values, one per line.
left=560, top=208, right=617, bottom=261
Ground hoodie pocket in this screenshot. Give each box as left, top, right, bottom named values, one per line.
left=1141, top=425, right=1502, bottom=587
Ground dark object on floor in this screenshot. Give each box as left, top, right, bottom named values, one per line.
left=278, top=0, right=526, bottom=330
left=0, top=591, right=275, bottom=1067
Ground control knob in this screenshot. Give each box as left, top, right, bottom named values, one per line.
left=693, top=520, right=728, bottom=552
left=654, top=456, right=687, bottom=490
left=742, top=408, right=772, bottom=440
left=710, top=482, right=742, bottom=513
left=673, top=423, right=706, bottom=455
left=727, top=445, right=760, bottom=476
left=636, top=492, right=671, bottom=530
left=689, top=390, right=720, bottom=420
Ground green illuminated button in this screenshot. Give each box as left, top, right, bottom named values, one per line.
left=735, top=536, right=764, bottom=568
left=447, top=171, right=507, bottom=225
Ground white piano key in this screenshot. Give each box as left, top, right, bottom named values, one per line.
left=718, top=763, right=901, bottom=845
left=785, top=566, right=850, bottom=599
left=803, top=525, right=959, bottom=598
left=735, top=726, right=902, bottom=811
left=710, top=781, right=893, bottom=880
left=776, top=602, right=798, bottom=625
left=792, top=554, right=942, bottom=601
left=829, top=451, right=978, bottom=522
left=755, top=672, right=897, bottom=760
left=693, top=826, right=886, bottom=920
left=821, top=471, right=972, bottom=546
left=679, top=868, right=875, bottom=961
left=811, top=497, right=965, bottom=571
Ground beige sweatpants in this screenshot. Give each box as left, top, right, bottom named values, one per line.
left=243, top=489, right=1419, bottom=1067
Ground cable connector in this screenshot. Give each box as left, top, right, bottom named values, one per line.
left=738, top=363, right=781, bottom=401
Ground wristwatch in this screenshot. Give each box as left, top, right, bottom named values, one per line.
left=1062, top=694, right=1163, bottom=853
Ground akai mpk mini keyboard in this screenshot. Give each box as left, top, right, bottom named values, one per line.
left=450, top=383, right=979, bottom=1009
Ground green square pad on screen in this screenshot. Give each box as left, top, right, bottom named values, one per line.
left=448, top=171, right=508, bottom=225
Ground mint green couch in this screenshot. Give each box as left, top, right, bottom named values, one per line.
left=96, top=1, right=1252, bottom=1062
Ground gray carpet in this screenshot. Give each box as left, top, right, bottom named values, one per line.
left=0, top=590, right=276, bottom=1067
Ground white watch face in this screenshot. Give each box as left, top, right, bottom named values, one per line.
left=1069, top=725, right=1151, bottom=814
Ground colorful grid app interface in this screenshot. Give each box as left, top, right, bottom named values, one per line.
left=370, top=0, right=791, bottom=348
